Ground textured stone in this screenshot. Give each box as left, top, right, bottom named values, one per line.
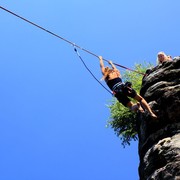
left=138, top=58, right=180, bottom=180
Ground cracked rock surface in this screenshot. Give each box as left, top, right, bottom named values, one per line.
left=138, top=57, right=180, bottom=180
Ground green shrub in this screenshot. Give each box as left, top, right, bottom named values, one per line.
left=107, top=62, right=153, bottom=147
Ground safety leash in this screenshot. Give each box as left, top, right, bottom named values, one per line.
left=74, top=47, right=113, bottom=95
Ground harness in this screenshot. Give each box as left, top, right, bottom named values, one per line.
left=112, top=81, right=132, bottom=95
left=112, top=82, right=124, bottom=94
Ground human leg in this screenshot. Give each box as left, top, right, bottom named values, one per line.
left=115, top=91, right=144, bottom=112
left=133, top=94, right=157, bottom=118
left=126, top=101, right=144, bottom=112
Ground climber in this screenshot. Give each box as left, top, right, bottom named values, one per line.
left=157, top=51, right=173, bottom=64
left=99, top=56, right=157, bottom=118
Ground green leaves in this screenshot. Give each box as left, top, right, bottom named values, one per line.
left=107, top=63, right=152, bottom=147
left=107, top=99, right=138, bottom=147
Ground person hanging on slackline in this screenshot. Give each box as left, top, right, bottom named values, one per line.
left=99, top=56, right=157, bottom=118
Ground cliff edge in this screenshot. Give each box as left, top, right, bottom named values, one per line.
left=138, top=57, right=180, bottom=180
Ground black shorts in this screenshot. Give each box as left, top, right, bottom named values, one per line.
left=114, top=85, right=137, bottom=106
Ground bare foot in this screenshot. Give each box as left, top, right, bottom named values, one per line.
left=150, top=112, right=157, bottom=119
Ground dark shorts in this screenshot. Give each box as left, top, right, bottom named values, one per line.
left=114, top=85, right=137, bottom=106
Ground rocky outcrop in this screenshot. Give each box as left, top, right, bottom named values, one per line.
left=137, top=57, right=180, bottom=180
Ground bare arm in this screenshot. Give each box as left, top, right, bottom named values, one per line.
left=108, top=60, right=117, bottom=70
left=99, top=56, right=105, bottom=74
left=109, top=60, right=121, bottom=77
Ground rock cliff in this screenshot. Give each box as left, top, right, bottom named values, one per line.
left=137, top=57, right=180, bottom=180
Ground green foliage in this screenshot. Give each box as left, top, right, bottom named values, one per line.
left=107, top=62, right=153, bottom=147
left=107, top=99, right=138, bottom=147
left=122, top=62, right=152, bottom=92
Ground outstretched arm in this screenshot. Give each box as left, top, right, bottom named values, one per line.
left=108, top=60, right=117, bottom=70
left=99, top=56, right=105, bottom=74
left=108, top=60, right=121, bottom=77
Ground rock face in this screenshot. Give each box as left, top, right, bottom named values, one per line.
left=138, top=57, right=180, bottom=180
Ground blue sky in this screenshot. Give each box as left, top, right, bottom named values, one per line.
left=0, top=1, right=179, bottom=180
